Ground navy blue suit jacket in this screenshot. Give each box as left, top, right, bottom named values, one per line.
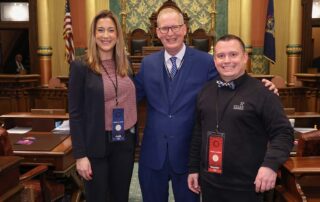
left=134, top=46, right=217, bottom=173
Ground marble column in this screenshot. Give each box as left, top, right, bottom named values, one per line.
left=240, top=0, right=252, bottom=72
left=286, top=0, right=302, bottom=86
left=37, top=0, right=52, bottom=87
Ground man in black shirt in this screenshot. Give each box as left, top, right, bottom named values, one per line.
left=188, top=34, right=293, bottom=202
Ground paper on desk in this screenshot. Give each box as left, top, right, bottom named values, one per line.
left=294, top=127, right=317, bottom=133
left=52, top=120, right=70, bottom=131
left=7, top=126, right=32, bottom=134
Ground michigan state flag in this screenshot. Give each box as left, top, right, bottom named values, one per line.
left=263, top=0, right=275, bottom=63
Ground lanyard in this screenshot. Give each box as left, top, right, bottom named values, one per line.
left=215, top=86, right=238, bottom=131
left=102, top=64, right=119, bottom=106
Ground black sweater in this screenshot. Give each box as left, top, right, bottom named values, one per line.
left=189, top=73, right=293, bottom=191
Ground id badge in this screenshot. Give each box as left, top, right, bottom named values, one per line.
left=207, top=131, right=225, bottom=174
left=111, top=108, right=125, bottom=142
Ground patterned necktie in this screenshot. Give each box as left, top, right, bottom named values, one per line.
left=216, top=80, right=236, bottom=90
left=169, top=57, right=178, bottom=78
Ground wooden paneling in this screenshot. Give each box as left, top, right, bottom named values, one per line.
left=30, top=88, right=68, bottom=110
left=0, top=74, right=40, bottom=114
left=0, top=75, right=68, bottom=115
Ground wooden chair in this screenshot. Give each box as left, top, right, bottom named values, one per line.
left=148, top=0, right=190, bottom=46
left=48, top=77, right=66, bottom=89
left=131, top=63, right=141, bottom=75
left=0, top=127, right=65, bottom=201
left=275, top=130, right=320, bottom=201
left=189, top=28, right=212, bottom=52
left=296, top=129, right=320, bottom=156
left=271, top=75, right=286, bottom=88
left=127, top=28, right=150, bottom=56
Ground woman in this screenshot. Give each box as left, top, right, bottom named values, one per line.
left=68, top=10, right=137, bottom=202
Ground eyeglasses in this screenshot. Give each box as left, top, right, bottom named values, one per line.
left=157, top=24, right=184, bottom=34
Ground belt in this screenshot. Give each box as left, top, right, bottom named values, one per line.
left=105, top=127, right=135, bottom=135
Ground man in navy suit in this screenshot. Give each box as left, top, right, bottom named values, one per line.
left=134, top=7, right=217, bottom=202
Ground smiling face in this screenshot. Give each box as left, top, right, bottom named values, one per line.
left=214, top=39, right=248, bottom=82
left=95, top=17, right=117, bottom=60
left=156, top=8, right=187, bottom=56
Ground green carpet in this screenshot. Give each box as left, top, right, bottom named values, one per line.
left=129, top=163, right=175, bottom=202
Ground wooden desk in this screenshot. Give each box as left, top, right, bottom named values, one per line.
left=0, top=74, right=40, bottom=115
left=1, top=112, right=68, bottom=119
left=284, top=156, right=320, bottom=173
left=249, top=74, right=274, bottom=81
left=276, top=157, right=320, bottom=202
left=129, top=55, right=143, bottom=63
left=0, top=74, right=40, bottom=86
left=142, top=46, right=163, bottom=56
left=0, top=112, right=73, bottom=171
left=9, top=132, right=74, bottom=172
left=8, top=132, right=81, bottom=200
left=287, top=112, right=320, bottom=128
left=295, top=73, right=320, bottom=88
left=0, top=113, right=83, bottom=200
left=0, top=112, right=69, bottom=132
left=0, top=156, right=24, bottom=202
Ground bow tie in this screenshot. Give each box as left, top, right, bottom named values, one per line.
left=216, top=80, right=236, bottom=90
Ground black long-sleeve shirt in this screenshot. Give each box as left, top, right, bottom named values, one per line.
left=189, top=73, right=293, bottom=191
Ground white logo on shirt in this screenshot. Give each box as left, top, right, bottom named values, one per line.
left=233, top=102, right=245, bottom=110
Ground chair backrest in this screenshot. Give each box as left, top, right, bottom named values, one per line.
left=127, top=28, right=150, bottom=56
left=296, top=129, right=320, bottom=156
left=48, top=77, right=66, bottom=89
left=0, top=127, right=13, bottom=156
left=192, top=38, right=209, bottom=52
left=131, top=39, right=148, bottom=56
left=189, top=28, right=212, bottom=52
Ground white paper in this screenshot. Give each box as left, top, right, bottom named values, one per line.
left=294, top=127, right=317, bottom=133
left=52, top=120, right=70, bottom=131
left=7, top=126, right=32, bottom=134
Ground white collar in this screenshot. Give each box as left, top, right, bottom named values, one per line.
left=164, top=44, right=186, bottom=62
left=164, top=44, right=186, bottom=71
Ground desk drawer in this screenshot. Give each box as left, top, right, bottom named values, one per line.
left=20, top=152, right=75, bottom=172
left=21, top=156, right=56, bottom=167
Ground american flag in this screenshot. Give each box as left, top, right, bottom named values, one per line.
left=63, top=0, right=75, bottom=64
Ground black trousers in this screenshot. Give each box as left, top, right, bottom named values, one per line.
left=84, top=131, right=136, bottom=202
left=201, top=179, right=263, bottom=202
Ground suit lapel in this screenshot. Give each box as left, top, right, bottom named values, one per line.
left=158, top=50, right=169, bottom=107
